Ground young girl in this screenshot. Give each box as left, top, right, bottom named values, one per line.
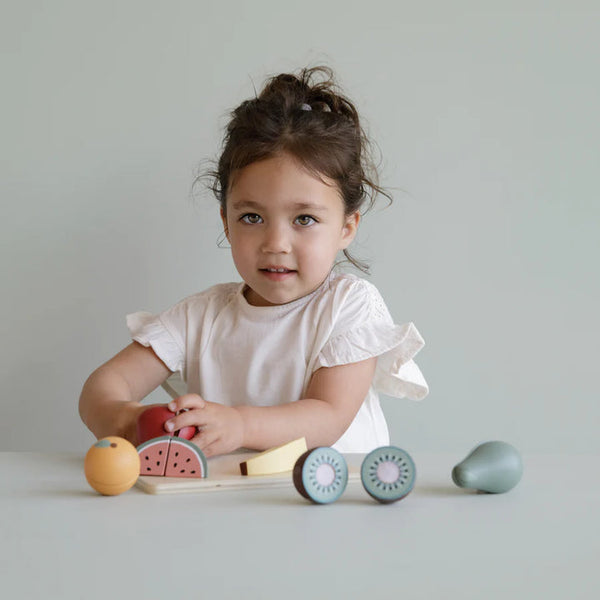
left=79, top=66, right=428, bottom=457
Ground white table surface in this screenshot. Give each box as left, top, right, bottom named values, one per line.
left=1, top=451, right=598, bottom=599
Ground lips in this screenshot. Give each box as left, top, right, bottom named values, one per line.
left=259, top=266, right=297, bottom=281
left=259, top=266, right=296, bottom=273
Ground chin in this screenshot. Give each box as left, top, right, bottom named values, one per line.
left=248, top=288, right=298, bottom=307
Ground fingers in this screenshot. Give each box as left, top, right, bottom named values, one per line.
left=201, top=440, right=223, bottom=458
left=161, top=399, right=243, bottom=458
left=168, top=394, right=206, bottom=412
left=164, top=394, right=206, bottom=433
left=165, top=408, right=207, bottom=433
left=191, top=430, right=221, bottom=458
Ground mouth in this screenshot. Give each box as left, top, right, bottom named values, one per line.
left=259, top=266, right=297, bottom=280
left=260, top=267, right=296, bottom=273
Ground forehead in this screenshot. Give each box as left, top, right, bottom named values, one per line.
left=227, top=153, right=343, bottom=210
left=230, top=199, right=331, bottom=214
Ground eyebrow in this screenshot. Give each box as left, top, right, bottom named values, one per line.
left=230, top=199, right=329, bottom=212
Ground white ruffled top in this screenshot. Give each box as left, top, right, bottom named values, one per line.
left=127, top=271, right=428, bottom=453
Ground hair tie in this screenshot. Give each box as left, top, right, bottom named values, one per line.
left=299, top=103, right=312, bottom=111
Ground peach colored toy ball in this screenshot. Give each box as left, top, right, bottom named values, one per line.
left=84, top=436, right=140, bottom=496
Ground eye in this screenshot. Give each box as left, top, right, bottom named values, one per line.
left=241, top=213, right=263, bottom=224
left=295, top=215, right=317, bottom=227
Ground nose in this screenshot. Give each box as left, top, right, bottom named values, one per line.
left=260, top=223, right=292, bottom=254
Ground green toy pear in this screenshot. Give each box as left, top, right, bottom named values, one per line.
left=452, top=441, right=523, bottom=493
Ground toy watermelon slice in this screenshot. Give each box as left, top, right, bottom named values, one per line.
left=164, top=438, right=208, bottom=478
left=137, top=436, right=172, bottom=476
left=137, top=436, right=207, bottom=478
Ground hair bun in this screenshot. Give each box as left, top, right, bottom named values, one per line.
left=311, top=101, right=331, bottom=112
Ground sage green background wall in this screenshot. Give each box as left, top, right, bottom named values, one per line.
left=2, top=1, right=598, bottom=452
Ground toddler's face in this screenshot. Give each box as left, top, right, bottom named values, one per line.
left=222, top=152, right=359, bottom=306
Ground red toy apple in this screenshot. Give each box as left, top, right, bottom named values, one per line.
left=136, top=405, right=196, bottom=444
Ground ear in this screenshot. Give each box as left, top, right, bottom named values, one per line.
left=339, top=211, right=360, bottom=250
left=220, top=207, right=230, bottom=239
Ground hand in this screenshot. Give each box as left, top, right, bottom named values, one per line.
left=165, top=394, right=245, bottom=458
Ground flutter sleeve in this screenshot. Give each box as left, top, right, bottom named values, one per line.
left=314, top=277, right=429, bottom=401
left=126, top=301, right=188, bottom=375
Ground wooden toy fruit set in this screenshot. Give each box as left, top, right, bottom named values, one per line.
left=84, top=405, right=523, bottom=500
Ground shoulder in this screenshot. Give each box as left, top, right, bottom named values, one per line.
left=145, top=282, right=242, bottom=333
left=328, top=272, right=379, bottom=296
left=321, top=272, right=390, bottom=322
left=167, top=282, right=241, bottom=314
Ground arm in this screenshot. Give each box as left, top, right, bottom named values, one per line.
left=79, top=341, right=173, bottom=445
left=238, top=356, right=377, bottom=449
left=166, top=357, right=377, bottom=456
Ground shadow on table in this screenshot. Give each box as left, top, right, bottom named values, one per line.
left=415, top=484, right=479, bottom=497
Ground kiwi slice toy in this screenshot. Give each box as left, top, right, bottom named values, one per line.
left=361, top=446, right=416, bottom=503
left=293, top=447, right=348, bottom=504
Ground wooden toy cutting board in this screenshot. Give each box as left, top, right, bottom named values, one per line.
left=136, top=452, right=363, bottom=495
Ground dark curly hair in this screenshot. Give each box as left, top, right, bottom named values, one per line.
left=196, top=66, right=392, bottom=272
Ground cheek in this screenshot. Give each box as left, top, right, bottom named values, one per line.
left=298, top=231, right=340, bottom=261
left=228, top=230, right=255, bottom=265
left=229, top=236, right=246, bottom=258
left=231, top=229, right=256, bottom=251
